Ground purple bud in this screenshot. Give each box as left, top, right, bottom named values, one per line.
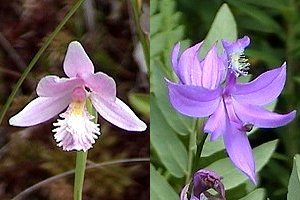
left=180, top=169, right=225, bottom=200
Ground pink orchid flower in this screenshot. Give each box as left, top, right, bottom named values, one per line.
left=9, top=41, right=147, bottom=151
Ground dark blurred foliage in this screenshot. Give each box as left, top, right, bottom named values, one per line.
left=0, top=0, right=149, bottom=199
left=175, top=0, right=300, bottom=199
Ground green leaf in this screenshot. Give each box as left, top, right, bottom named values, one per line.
left=206, top=140, right=278, bottom=190
left=239, top=0, right=289, bottom=10
left=287, top=154, right=300, bottom=200
left=150, top=26, right=185, bottom=59
left=151, top=98, right=188, bottom=177
left=151, top=61, right=196, bottom=136
left=202, top=138, right=224, bottom=158
left=293, top=77, right=300, bottom=84
left=150, top=0, right=185, bottom=60
left=150, top=33, right=168, bottom=58
left=225, top=181, right=256, bottom=199
left=227, top=0, right=283, bottom=36
left=150, top=13, right=163, bottom=35
left=239, top=188, right=266, bottom=200
left=201, top=3, right=237, bottom=57
left=150, top=0, right=158, bottom=15
left=128, top=93, right=150, bottom=117
left=150, top=164, right=179, bottom=200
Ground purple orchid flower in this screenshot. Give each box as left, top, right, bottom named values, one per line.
left=180, top=169, right=225, bottom=200
left=9, top=41, right=147, bottom=152
left=167, top=36, right=296, bottom=184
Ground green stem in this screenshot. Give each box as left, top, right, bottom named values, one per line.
left=73, top=99, right=96, bottom=200
left=186, top=119, right=207, bottom=182
left=187, top=120, right=207, bottom=199
left=186, top=122, right=197, bottom=183
left=0, top=0, right=85, bottom=125
left=191, top=132, right=208, bottom=175
left=130, top=0, right=150, bottom=71
left=74, top=151, right=88, bottom=200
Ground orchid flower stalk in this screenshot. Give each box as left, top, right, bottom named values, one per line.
left=9, top=41, right=147, bottom=199
left=167, top=36, right=296, bottom=184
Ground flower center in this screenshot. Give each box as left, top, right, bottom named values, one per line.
left=52, top=87, right=101, bottom=151
left=229, top=52, right=250, bottom=77
left=69, top=101, right=85, bottom=116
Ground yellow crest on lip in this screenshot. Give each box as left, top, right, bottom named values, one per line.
left=69, top=101, right=86, bottom=116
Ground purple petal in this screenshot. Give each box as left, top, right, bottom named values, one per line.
left=201, top=45, right=226, bottom=89
left=171, top=42, right=181, bottom=75
left=166, top=80, right=221, bottom=117
left=223, top=122, right=257, bottom=184
left=204, top=99, right=227, bottom=141
left=224, top=72, right=237, bottom=95
left=90, top=93, right=147, bottom=131
left=232, top=63, right=286, bottom=105
left=222, top=36, right=250, bottom=55
left=177, top=42, right=203, bottom=85
left=82, top=72, right=116, bottom=101
left=63, top=41, right=94, bottom=78
left=36, top=75, right=83, bottom=97
left=180, top=184, right=189, bottom=200
left=9, top=95, right=71, bottom=127
left=180, top=184, right=199, bottom=200
left=232, top=98, right=296, bottom=128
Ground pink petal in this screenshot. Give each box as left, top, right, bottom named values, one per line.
left=204, top=99, right=227, bottom=141
left=63, top=41, right=94, bottom=78
left=232, top=63, right=286, bottom=105
left=232, top=98, right=296, bottom=128
left=9, top=95, right=71, bottom=127
left=82, top=72, right=116, bottom=101
left=223, top=121, right=257, bottom=184
left=36, top=75, right=83, bottom=97
left=90, top=93, right=147, bottom=131
left=166, top=80, right=221, bottom=117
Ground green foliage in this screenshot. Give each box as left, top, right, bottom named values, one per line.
left=150, top=164, right=178, bottom=200
left=206, top=140, right=278, bottom=190
left=150, top=0, right=186, bottom=76
left=239, top=188, right=266, bottom=200
left=129, top=93, right=150, bottom=118
left=151, top=98, right=189, bottom=177
left=287, top=154, right=300, bottom=200
left=226, top=0, right=283, bottom=36
left=200, top=4, right=237, bottom=56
